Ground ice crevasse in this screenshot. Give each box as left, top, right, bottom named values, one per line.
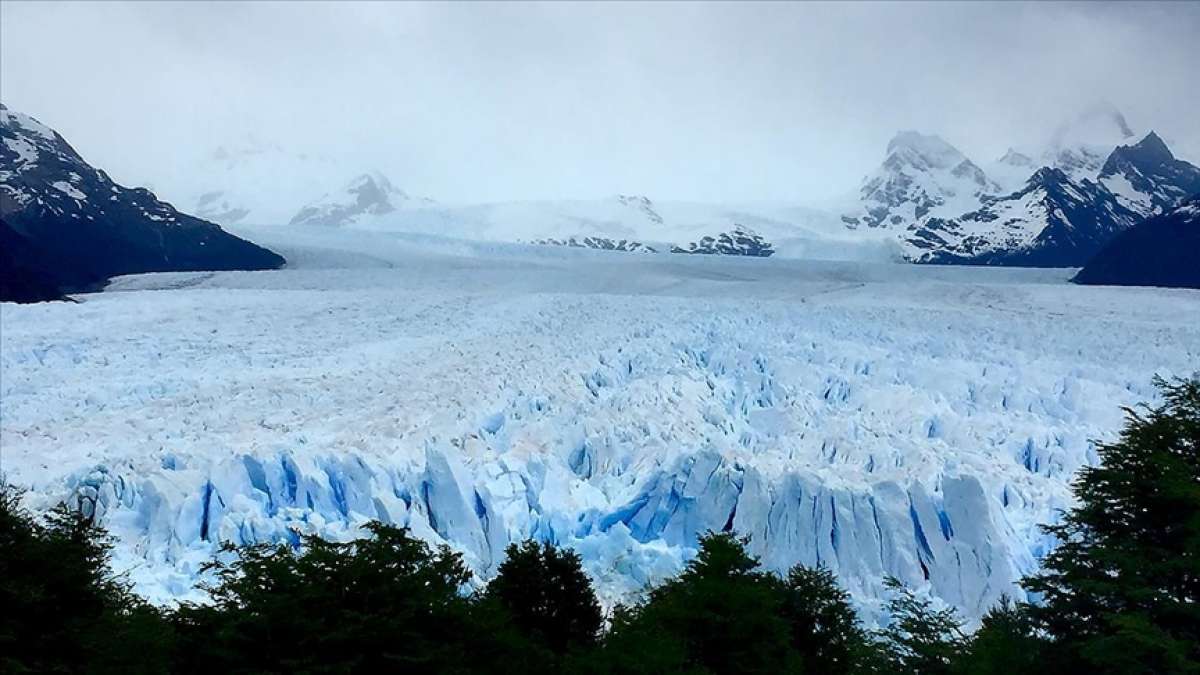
left=4, top=273, right=1193, bottom=623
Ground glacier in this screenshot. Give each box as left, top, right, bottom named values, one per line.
left=2, top=225, right=1197, bottom=621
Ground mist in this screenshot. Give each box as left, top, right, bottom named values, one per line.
left=2, top=1, right=1198, bottom=204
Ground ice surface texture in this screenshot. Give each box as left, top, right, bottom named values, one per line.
left=2, top=227, right=1197, bottom=620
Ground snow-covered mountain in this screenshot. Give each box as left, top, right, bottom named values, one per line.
left=0, top=104, right=284, bottom=299
left=335, top=194, right=878, bottom=260
left=1074, top=195, right=1200, bottom=289
left=906, top=167, right=1140, bottom=266
left=822, top=106, right=1198, bottom=268
left=1042, top=102, right=1136, bottom=183
left=840, top=131, right=1000, bottom=232
left=1097, top=131, right=1200, bottom=217
left=986, top=148, right=1038, bottom=194
left=156, top=140, right=363, bottom=227
left=903, top=131, right=1200, bottom=267
left=670, top=226, right=775, bottom=257
left=289, top=171, right=432, bottom=227
left=532, top=235, right=658, bottom=253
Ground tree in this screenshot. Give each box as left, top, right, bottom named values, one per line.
left=778, top=565, right=873, bottom=674
left=0, top=482, right=172, bottom=674
left=175, top=522, right=480, bottom=674
left=873, top=577, right=966, bottom=675
left=1022, top=376, right=1200, bottom=674
left=484, top=540, right=603, bottom=654
left=602, top=532, right=799, bottom=674
left=953, top=597, right=1046, bottom=675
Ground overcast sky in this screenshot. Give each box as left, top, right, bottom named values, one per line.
left=2, top=1, right=1198, bottom=203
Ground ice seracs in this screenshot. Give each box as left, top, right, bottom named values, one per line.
left=3, top=227, right=1197, bottom=620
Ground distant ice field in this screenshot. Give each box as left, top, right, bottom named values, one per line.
left=2, top=226, right=1197, bottom=621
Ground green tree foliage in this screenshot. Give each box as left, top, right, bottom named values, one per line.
left=602, top=532, right=797, bottom=674
left=953, top=597, right=1045, bottom=675
left=0, top=483, right=172, bottom=673
left=484, top=540, right=603, bottom=654
left=172, top=522, right=483, bottom=674
left=8, top=376, right=1196, bottom=674
left=871, top=577, right=966, bottom=675
left=600, top=532, right=872, bottom=674
left=778, top=566, right=874, bottom=674
left=1022, top=376, right=1200, bottom=674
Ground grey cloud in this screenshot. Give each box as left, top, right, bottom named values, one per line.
left=2, top=1, right=1197, bottom=203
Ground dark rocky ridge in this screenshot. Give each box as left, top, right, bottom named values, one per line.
left=1074, top=196, right=1200, bottom=289
left=0, top=103, right=284, bottom=301
left=671, top=227, right=775, bottom=257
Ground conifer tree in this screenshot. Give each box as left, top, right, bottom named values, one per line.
left=1022, top=376, right=1200, bottom=674
left=484, top=540, right=603, bottom=654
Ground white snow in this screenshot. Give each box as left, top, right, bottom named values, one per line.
left=985, top=151, right=1036, bottom=195
left=50, top=180, right=87, bottom=201
left=0, top=105, right=59, bottom=141
left=3, top=136, right=39, bottom=166
left=841, top=131, right=1001, bottom=235
left=2, top=227, right=1197, bottom=622
left=1100, top=172, right=1154, bottom=215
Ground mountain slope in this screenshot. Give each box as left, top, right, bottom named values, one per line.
left=0, top=104, right=285, bottom=295
left=1074, top=196, right=1200, bottom=289
left=897, top=124, right=1197, bottom=268
left=0, top=218, right=65, bottom=303
left=907, top=168, right=1139, bottom=267
left=289, top=172, right=426, bottom=227
left=986, top=148, right=1038, bottom=194
left=841, top=131, right=1000, bottom=231
left=1097, top=132, right=1200, bottom=217
left=670, top=226, right=775, bottom=256
left=1043, top=103, right=1136, bottom=182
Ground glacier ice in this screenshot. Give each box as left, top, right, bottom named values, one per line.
left=2, top=227, right=1197, bottom=621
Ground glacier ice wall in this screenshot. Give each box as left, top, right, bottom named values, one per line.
left=2, top=240, right=1197, bottom=621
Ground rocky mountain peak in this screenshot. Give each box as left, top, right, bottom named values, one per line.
left=997, top=148, right=1034, bottom=167
left=885, top=131, right=966, bottom=170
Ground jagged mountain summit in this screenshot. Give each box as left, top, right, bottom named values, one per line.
left=1074, top=196, right=1200, bottom=289
left=0, top=104, right=284, bottom=300
left=827, top=105, right=1198, bottom=269
left=289, top=172, right=430, bottom=228
left=907, top=167, right=1139, bottom=266
left=987, top=148, right=1038, bottom=194
left=903, top=131, right=1200, bottom=267
left=1097, top=131, right=1200, bottom=217
left=840, top=131, right=1000, bottom=232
